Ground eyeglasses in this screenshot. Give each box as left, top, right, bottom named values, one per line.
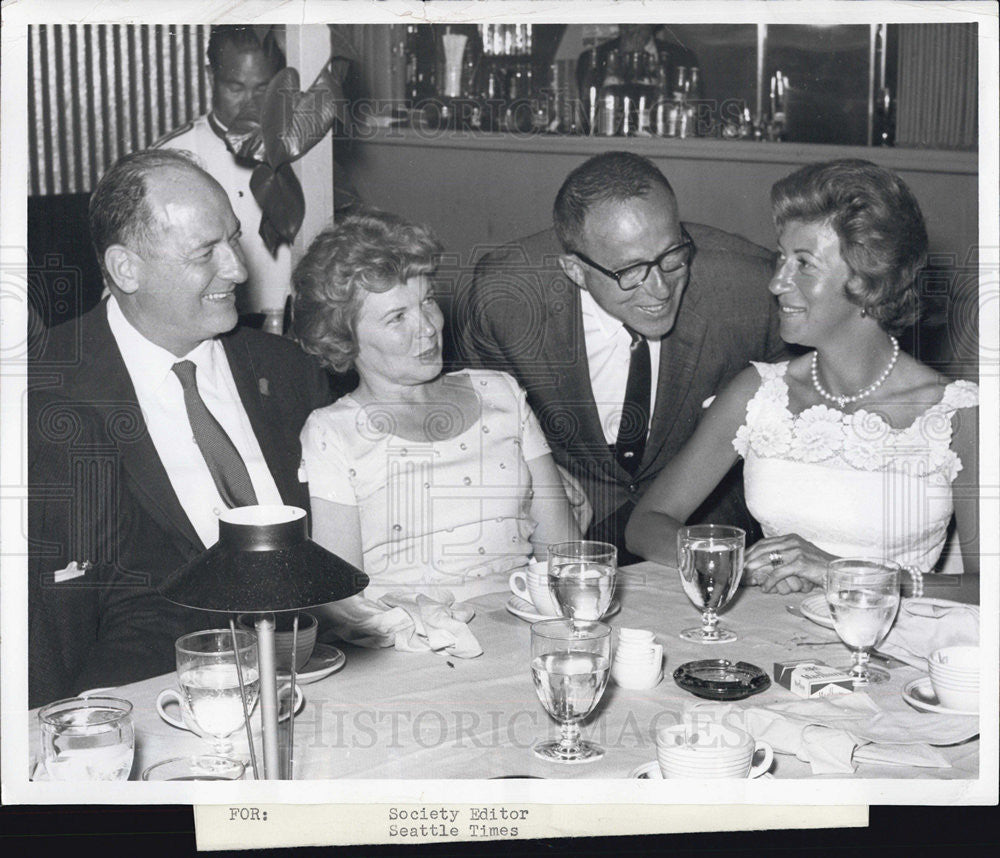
left=573, top=228, right=695, bottom=291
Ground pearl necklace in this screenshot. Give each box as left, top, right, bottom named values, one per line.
left=810, top=335, right=900, bottom=408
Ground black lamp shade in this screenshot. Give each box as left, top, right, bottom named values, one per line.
left=159, top=506, right=368, bottom=613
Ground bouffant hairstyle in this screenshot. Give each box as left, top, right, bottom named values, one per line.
left=771, top=159, right=928, bottom=334
left=553, top=151, right=676, bottom=253
left=291, top=209, right=443, bottom=373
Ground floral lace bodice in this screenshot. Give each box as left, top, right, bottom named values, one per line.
left=733, top=361, right=977, bottom=571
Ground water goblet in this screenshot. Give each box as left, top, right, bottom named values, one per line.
left=174, top=629, right=260, bottom=755
left=677, top=525, right=745, bottom=643
left=547, top=541, right=617, bottom=622
left=825, top=558, right=900, bottom=686
left=530, top=618, right=612, bottom=763
left=38, top=696, right=134, bottom=781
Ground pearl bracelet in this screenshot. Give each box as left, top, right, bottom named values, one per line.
left=902, top=565, right=925, bottom=599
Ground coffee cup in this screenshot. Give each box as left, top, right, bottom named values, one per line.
left=509, top=565, right=560, bottom=616
left=656, top=722, right=773, bottom=779
left=157, top=682, right=303, bottom=735
left=237, top=611, right=318, bottom=673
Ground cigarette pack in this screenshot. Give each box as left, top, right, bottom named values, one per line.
left=773, top=659, right=854, bottom=698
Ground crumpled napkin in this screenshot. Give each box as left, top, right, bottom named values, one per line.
left=319, top=590, right=483, bottom=658
left=687, top=692, right=978, bottom=775
left=877, top=597, right=979, bottom=672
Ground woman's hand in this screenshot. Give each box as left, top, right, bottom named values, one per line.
left=743, top=534, right=836, bottom=594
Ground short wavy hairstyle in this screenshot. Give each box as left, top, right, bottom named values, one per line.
left=771, top=159, right=928, bottom=335
left=553, top=151, right=676, bottom=253
left=292, top=209, right=443, bottom=373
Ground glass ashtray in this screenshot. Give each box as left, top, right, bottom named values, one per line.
left=672, top=659, right=771, bottom=700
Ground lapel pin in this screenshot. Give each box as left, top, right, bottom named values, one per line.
left=259, top=378, right=270, bottom=397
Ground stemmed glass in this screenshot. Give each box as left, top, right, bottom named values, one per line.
left=175, top=629, right=260, bottom=754
left=530, top=618, right=612, bottom=763
left=677, top=525, right=745, bottom=643
left=547, top=541, right=617, bottom=622
left=825, top=558, right=900, bottom=686
left=38, top=696, right=134, bottom=781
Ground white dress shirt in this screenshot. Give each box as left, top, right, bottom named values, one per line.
left=579, top=289, right=661, bottom=446
left=106, top=296, right=283, bottom=548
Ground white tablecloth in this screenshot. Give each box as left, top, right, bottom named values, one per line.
left=28, top=563, right=980, bottom=781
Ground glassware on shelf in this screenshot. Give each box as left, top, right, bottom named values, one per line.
left=579, top=46, right=602, bottom=135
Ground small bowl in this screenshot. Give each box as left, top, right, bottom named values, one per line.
left=238, top=612, right=317, bottom=673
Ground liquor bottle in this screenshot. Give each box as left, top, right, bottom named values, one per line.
left=652, top=51, right=672, bottom=136
left=634, top=52, right=656, bottom=135
left=622, top=51, right=654, bottom=136
left=578, top=46, right=602, bottom=135
left=663, top=66, right=686, bottom=138
left=597, top=49, right=624, bottom=136
left=686, top=66, right=701, bottom=136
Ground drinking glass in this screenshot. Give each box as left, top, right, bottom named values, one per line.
left=825, top=558, right=900, bottom=685
left=175, top=629, right=259, bottom=754
left=547, top=541, right=617, bottom=622
left=677, top=525, right=745, bottom=643
left=530, top=618, right=612, bottom=763
left=38, top=696, right=134, bottom=781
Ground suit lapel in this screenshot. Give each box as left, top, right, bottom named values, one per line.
left=73, top=306, right=204, bottom=553
left=537, top=280, right=611, bottom=461
left=222, top=332, right=305, bottom=508
left=641, top=272, right=709, bottom=473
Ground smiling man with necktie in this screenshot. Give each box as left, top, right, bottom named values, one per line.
left=456, top=152, right=786, bottom=562
left=27, top=149, right=335, bottom=707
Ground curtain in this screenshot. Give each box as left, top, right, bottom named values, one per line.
left=896, top=23, right=977, bottom=150
left=28, top=24, right=211, bottom=196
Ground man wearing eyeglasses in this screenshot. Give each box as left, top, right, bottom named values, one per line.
left=455, top=151, right=784, bottom=562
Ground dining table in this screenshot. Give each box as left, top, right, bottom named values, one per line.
left=28, top=561, right=980, bottom=782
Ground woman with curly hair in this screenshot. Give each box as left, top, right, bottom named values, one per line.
left=294, top=208, right=580, bottom=602
left=626, top=160, right=978, bottom=599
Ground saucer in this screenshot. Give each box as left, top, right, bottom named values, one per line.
left=627, top=760, right=773, bottom=779
left=902, top=677, right=978, bottom=717
left=505, top=596, right=621, bottom=623
left=277, top=644, right=346, bottom=685
left=629, top=760, right=662, bottom=779
left=799, top=593, right=835, bottom=629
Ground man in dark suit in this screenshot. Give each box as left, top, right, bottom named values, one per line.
left=454, top=152, right=785, bottom=563
left=28, top=149, right=333, bottom=708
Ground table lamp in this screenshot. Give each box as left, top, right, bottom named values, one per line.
left=159, top=505, right=367, bottom=780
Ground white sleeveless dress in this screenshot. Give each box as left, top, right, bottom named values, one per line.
left=733, top=362, right=978, bottom=572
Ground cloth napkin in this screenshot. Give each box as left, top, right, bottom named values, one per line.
left=877, top=597, right=980, bottom=672
left=687, top=693, right=978, bottom=775
left=319, top=590, right=483, bottom=658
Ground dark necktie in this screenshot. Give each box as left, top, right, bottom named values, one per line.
left=172, top=360, right=259, bottom=508
left=614, top=326, right=651, bottom=475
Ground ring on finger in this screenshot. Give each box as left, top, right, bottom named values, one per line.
left=768, top=550, right=784, bottom=567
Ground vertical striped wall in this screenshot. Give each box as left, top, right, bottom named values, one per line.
left=896, top=23, right=978, bottom=150
left=28, top=24, right=211, bottom=196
